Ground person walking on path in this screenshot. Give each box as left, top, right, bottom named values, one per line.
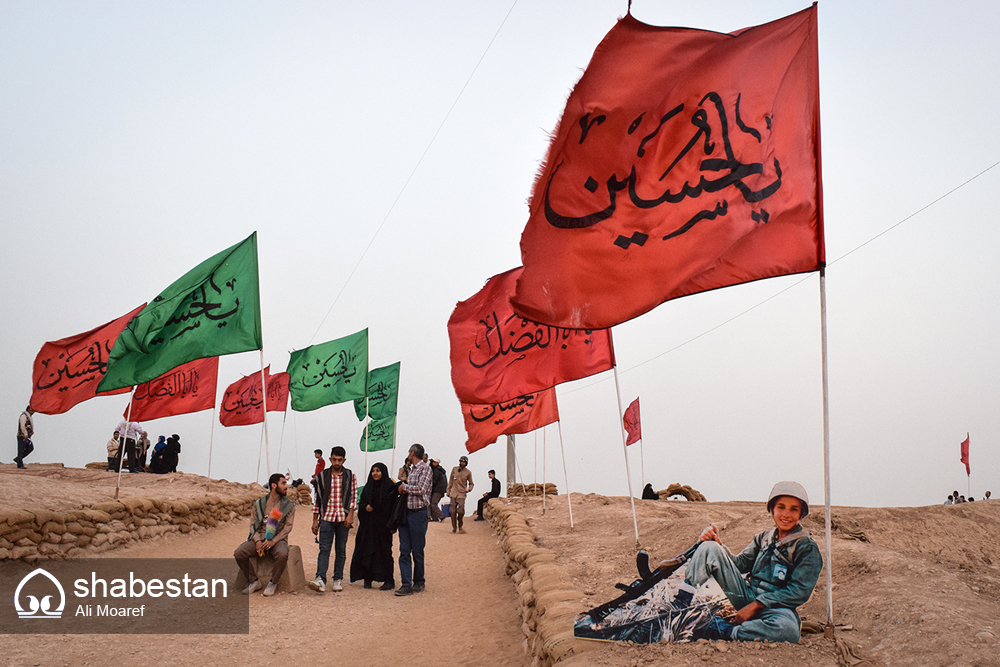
left=447, top=455, right=474, bottom=533
left=474, top=469, right=501, bottom=521
left=234, top=473, right=296, bottom=597
left=15, top=405, right=35, bottom=469
left=395, top=443, right=432, bottom=596
left=350, top=462, right=398, bottom=590
left=429, top=458, right=447, bottom=522
left=309, top=446, right=357, bottom=593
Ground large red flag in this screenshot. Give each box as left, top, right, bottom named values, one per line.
left=623, top=397, right=641, bottom=446
left=30, top=305, right=146, bottom=415
left=125, top=356, right=219, bottom=421
left=461, top=387, right=560, bottom=453
left=960, top=434, right=970, bottom=476
left=449, top=267, right=615, bottom=404
left=220, top=367, right=287, bottom=427
left=512, top=7, right=823, bottom=329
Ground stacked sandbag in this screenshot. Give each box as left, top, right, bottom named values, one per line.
left=657, top=483, right=707, bottom=502
left=484, top=498, right=593, bottom=666
left=84, top=462, right=108, bottom=470
left=0, top=491, right=261, bottom=561
left=295, top=485, right=312, bottom=505
left=508, top=482, right=559, bottom=497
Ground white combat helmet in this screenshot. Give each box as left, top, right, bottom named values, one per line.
left=767, top=481, right=810, bottom=518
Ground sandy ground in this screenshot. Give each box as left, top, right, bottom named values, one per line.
left=506, top=493, right=1000, bottom=667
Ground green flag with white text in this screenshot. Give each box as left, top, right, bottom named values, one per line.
left=287, top=329, right=369, bottom=412
left=360, top=415, right=395, bottom=452
left=98, top=233, right=262, bottom=392
left=353, top=361, right=400, bottom=421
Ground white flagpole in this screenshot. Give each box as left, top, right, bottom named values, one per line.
left=542, top=425, right=547, bottom=514
left=533, top=430, right=538, bottom=489
left=259, top=351, right=271, bottom=477
left=364, top=396, right=370, bottom=474
left=206, top=401, right=218, bottom=492
left=274, top=410, right=288, bottom=473
left=114, top=388, right=138, bottom=500
left=255, top=423, right=265, bottom=485
left=613, top=366, right=640, bottom=548
left=820, top=268, right=834, bottom=631
left=640, top=438, right=645, bottom=490
left=556, top=420, right=574, bottom=528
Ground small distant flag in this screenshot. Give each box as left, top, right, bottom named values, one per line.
left=623, top=397, right=641, bottom=446
left=960, top=434, right=970, bottom=476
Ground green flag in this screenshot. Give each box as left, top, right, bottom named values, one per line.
left=287, top=329, right=368, bottom=412
left=353, top=361, right=401, bottom=421
left=360, top=415, right=395, bottom=452
left=98, top=233, right=262, bottom=392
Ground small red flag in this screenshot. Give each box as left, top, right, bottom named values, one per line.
left=960, top=434, right=970, bottom=476
left=512, top=7, right=823, bottom=329
left=266, top=372, right=290, bottom=413
left=461, top=387, right=559, bottom=453
left=220, top=366, right=287, bottom=427
left=30, top=305, right=146, bottom=415
left=125, top=357, right=219, bottom=421
left=449, top=267, right=615, bottom=404
left=623, top=397, right=641, bottom=446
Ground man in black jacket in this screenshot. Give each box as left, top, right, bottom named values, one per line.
left=429, top=458, right=447, bottom=521
left=308, top=446, right=357, bottom=593
left=474, top=469, right=502, bottom=521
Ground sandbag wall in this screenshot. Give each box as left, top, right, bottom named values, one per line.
left=485, top=498, right=594, bottom=667
left=0, top=492, right=260, bottom=560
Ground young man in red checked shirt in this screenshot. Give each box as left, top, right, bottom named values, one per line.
left=309, top=446, right=357, bottom=593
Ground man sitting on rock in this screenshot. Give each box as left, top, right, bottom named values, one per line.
left=234, top=473, right=296, bottom=597
left=665, top=481, right=823, bottom=643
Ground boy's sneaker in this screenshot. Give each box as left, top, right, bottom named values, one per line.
left=262, top=582, right=277, bottom=597
left=332, top=579, right=343, bottom=592
left=242, top=580, right=262, bottom=595
left=308, top=577, right=326, bottom=593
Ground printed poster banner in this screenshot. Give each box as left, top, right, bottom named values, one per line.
left=99, top=232, right=262, bottom=392
left=287, top=329, right=369, bottom=412
left=360, top=415, right=395, bottom=452
left=353, top=361, right=401, bottom=421
left=449, top=267, right=614, bottom=405
left=126, top=356, right=219, bottom=422
left=30, top=305, right=146, bottom=415
left=461, top=386, right=559, bottom=453
left=512, top=7, right=824, bottom=329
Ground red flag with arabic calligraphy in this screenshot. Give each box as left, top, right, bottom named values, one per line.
left=30, top=305, right=146, bottom=415
left=512, top=6, right=823, bottom=329
left=125, top=356, right=219, bottom=421
left=449, top=267, right=615, bottom=404
left=623, top=397, right=641, bottom=445
left=220, top=366, right=288, bottom=427
left=461, top=387, right=559, bottom=453
left=960, top=434, right=970, bottom=476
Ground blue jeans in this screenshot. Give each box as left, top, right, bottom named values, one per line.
left=316, top=520, right=350, bottom=582
left=397, top=507, right=428, bottom=588
left=684, top=541, right=801, bottom=643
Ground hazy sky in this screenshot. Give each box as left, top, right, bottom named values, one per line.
left=3, top=1, right=998, bottom=509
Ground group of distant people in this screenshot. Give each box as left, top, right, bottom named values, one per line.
left=944, top=490, right=991, bottom=504
left=105, top=419, right=181, bottom=474
left=236, top=443, right=503, bottom=599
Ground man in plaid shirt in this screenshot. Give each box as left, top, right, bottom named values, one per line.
left=395, top=443, right=432, bottom=596
left=308, top=446, right=357, bottom=593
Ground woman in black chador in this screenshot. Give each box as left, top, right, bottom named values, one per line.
left=350, top=462, right=398, bottom=590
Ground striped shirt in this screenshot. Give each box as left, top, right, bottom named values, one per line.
left=401, top=460, right=432, bottom=510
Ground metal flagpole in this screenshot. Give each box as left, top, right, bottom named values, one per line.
left=640, top=438, right=645, bottom=490
left=114, top=388, right=138, bottom=500
left=274, top=410, right=288, bottom=473
left=612, top=366, right=640, bottom=548
left=259, top=351, right=271, bottom=477
left=542, top=425, right=547, bottom=514
left=506, top=434, right=516, bottom=495
left=206, top=402, right=218, bottom=492
left=390, top=416, right=397, bottom=476
left=533, top=431, right=538, bottom=489
left=255, top=424, right=265, bottom=485
left=556, top=420, right=574, bottom=528
left=819, top=268, right=835, bottom=632
left=364, top=396, right=370, bottom=474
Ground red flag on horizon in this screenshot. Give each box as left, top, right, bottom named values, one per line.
left=512, top=6, right=824, bottom=329
left=960, top=434, right=970, bottom=476
left=623, top=397, right=641, bottom=446
left=449, top=267, right=615, bottom=404
left=125, top=356, right=219, bottom=421
left=220, top=367, right=288, bottom=427
left=461, top=387, right=560, bottom=453
left=30, top=304, right=146, bottom=415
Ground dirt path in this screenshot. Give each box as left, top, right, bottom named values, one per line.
left=6, top=510, right=528, bottom=667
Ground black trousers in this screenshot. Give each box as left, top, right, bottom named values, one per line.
left=118, top=437, right=137, bottom=472
left=477, top=495, right=496, bottom=519
left=15, top=436, right=33, bottom=465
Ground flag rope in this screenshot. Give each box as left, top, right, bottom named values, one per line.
left=206, top=401, right=218, bottom=493
left=820, top=268, right=834, bottom=631
left=613, top=366, right=641, bottom=548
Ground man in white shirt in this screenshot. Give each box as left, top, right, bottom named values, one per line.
left=114, top=419, right=143, bottom=473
